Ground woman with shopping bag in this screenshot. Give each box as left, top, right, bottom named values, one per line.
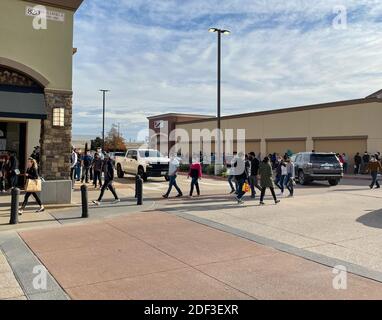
left=18, top=157, right=44, bottom=215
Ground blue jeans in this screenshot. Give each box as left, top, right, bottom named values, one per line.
left=228, top=175, right=237, bottom=191
left=236, top=178, right=246, bottom=200
left=279, top=175, right=287, bottom=193
left=284, top=174, right=294, bottom=195
left=190, top=177, right=200, bottom=196
left=165, top=175, right=182, bottom=196
left=370, top=172, right=380, bottom=188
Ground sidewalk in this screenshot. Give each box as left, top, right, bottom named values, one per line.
left=17, top=211, right=382, bottom=299
left=0, top=250, right=25, bottom=300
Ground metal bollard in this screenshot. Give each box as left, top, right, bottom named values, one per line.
left=136, top=175, right=143, bottom=205
left=10, top=188, right=20, bottom=225
left=81, top=184, right=89, bottom=218
left=134, top=175, right=138, bottom=198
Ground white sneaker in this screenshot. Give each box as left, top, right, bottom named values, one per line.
left=36, top=206, right=45, bottom=213
left=112, top=199, right=120, bottom=204
left=92, top=200, right=101, bottom=206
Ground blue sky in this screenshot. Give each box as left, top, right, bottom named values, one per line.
left=72, top=0, right=382, bottom=140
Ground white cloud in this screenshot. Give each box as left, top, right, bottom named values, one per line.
left=72, top=0, right=382, bottom=139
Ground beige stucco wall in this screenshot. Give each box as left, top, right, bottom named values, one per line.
left=0, top=0, right=74, bottom=91
left=176, top=101, right=382, bottom=156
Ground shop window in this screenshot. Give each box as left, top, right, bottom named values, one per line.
left=52, top=108, right=65, bottom=127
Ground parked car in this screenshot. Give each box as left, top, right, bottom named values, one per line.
left=294, top=152, right=343, bottom=186
left=115, top=149, right=170, bottom=182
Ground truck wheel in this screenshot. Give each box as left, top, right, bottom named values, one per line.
left=328, top=179, right=339, bottom=186
left=138, top=167, right=148, bottom=182
left=117, top=164, right=124, bottom=178
left=298, top=171, right=308, bottom=185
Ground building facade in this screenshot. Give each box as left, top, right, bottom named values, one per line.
left=0, top=0, right=83, bottom=179
left=149, top=94, right=382, bottom=168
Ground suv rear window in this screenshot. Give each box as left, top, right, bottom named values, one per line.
left=310, top=154, right=338, bottom=163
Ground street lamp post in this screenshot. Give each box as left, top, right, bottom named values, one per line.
left=209, top=28, right=230, bottom=174
left=99, top=89, right=110, bottom=151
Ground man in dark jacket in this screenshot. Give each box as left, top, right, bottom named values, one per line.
left=362, top=152, right=370, bottom=174
left=93, top=155, right=120, bottom=205
left=248, top=152, right=261, bottom=198
left=81, top=151, right=92, bottom=184
left=354, top=152, right=362, bottom=175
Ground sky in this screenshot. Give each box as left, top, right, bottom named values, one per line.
left=72, top=0, right=382, bottom=140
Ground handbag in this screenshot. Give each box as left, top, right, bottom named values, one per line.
left=25, top=178, right=42, bottom=192
left=242, top=182, right=250, bottom=193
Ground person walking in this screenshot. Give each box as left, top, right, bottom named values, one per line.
left=366, top=155, right=382, bottom=189
left=92, top=155, right=120, bottom=205
left=18, top=158, right=44, bottom=215
left=81, top=150, right=92, bottom=184
left=162, top=154, right=183, bottom=198
left=274, top=155, right=283, bottom=192
left=248, top=152, right=261, bottom=199
left=258, top=157, right=280, bottom=205
left=233, top=152, right=249, bottom=204
left=70, top=148, right=78, bottom=188
left=188, top=157, right=202, bottom=197
left=354, top=152, right=362, bottom=175
left=278, top=157, right=288, bottom=197
left=92, top=153, right=103, bottom=188
left=285, top=157, right=295, bottom=197
left=362, top=151, right=370, bottom=174
left=226, top=151, right=237, bottom=194
left=342, top=153, right=348, bottom=174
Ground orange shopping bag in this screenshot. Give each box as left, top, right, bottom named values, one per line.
left=242, top=182, right=250, bottom=193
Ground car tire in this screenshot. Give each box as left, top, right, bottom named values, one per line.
left=138, top=167, right=148, bottom=182
left=328, top=179, right=339, bottom=186
left=298, top=170, right=308, bottom=185
left=117, top=164, right=124, bottom=178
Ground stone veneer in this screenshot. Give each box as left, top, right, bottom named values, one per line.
left=40, top=90, right=72, bottom=180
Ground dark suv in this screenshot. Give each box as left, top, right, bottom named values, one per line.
left=294, top=152, right=343, bottom=186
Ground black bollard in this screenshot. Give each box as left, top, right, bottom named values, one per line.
left=134, top=174, right=138, bottom=198
left=10, top=188, right=20, bottom=225
left=81, top=184, right=89, bottom=218
left=136, top=175, right=143, bottom=205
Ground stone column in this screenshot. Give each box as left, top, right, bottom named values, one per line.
left=40, top=89, right=72, bottom=180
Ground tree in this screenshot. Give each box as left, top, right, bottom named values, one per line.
left=104, top=124, right=126, bottom=152
left=90, top=137, right=103, bottom=150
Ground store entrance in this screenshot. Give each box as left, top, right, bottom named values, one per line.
left=0, top=121, right=27, bottom=176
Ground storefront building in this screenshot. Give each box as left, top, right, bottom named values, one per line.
left=0, top=0, right=83, bottom=179
left=148, top=92, right=382, bottom=168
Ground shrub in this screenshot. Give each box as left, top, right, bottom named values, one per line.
left=179, top=164, right=190, bottom=172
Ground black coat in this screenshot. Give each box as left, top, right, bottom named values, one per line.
left=26, top=166, right=39, bottom=180
left=103, top=160, right=114, bottom=181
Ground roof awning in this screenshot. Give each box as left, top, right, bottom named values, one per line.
left=0, top=88, right=47, bottom=120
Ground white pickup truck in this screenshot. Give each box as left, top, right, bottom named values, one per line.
left=115, top=149, right=170, bottom=182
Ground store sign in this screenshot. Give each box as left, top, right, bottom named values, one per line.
left=25, top=6, right=65, bottom=22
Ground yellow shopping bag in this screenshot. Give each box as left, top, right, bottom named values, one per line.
left=242, top=182, right=250, bottom=193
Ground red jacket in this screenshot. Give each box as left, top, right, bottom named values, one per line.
left=188, top=162, right=202, bottom=178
